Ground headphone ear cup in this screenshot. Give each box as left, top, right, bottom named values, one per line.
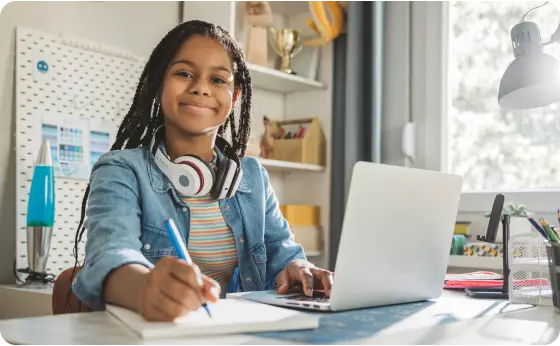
left=198, top=159, right=216, bottom=196
left=228, top=168, right=242, bottom=197
left=173, top=155, right=215, bottom=196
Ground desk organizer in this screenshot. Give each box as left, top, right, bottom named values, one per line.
left=271, top=117, right=325, bottom=166
left=545, top=243, right=560, bottom=312
left=508, top=233, right=554, bottom=306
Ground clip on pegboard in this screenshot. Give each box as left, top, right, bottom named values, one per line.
left=465, top=193, right=510, bottom=299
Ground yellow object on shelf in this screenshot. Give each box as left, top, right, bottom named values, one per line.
left=454, top=221, right=472, bottom=236
left=304, top=1, right=347, bottom=47
left=280, top=205, right=320, bottom=226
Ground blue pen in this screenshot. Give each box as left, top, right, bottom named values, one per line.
left=164, top=218, right=212, bottom=318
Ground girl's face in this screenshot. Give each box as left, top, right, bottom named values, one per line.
left=160, top=35, right=238, bottom=136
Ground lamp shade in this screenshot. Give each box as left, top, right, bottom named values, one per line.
left=498, top=21, right=560, bottom=110
left=498, top=51, right=560, bottom=110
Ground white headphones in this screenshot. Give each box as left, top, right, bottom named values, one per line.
left=150, top=126, right=243, bottom=200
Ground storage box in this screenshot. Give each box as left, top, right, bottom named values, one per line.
left=280, top=205, right=320, bottom=227
left=281, top=205, right=321, bottom=253
left=271, top=117, right=325, bottom=166
left=454, top=221, right=471, bottom=236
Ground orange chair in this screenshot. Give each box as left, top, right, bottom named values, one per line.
left=52, top=267, right=93, bottom=314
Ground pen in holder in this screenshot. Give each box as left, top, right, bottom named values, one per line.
left=545, top=242, right=560, bottom=312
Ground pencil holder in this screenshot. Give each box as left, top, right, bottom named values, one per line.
left=270, top=117, right=326, bottom=166
left=545, top=243, right=560, bottom=312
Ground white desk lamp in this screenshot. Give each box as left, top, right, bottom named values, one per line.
left=499, top=2, right=560, bottom=110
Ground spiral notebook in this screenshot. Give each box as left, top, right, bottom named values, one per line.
left=106, top=298, right=319, bottom=340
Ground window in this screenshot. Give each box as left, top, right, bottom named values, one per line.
left=448, top=1, right=560, bottom=192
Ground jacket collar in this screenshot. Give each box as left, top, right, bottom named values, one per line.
left=146, top=140, right=251, bottom=195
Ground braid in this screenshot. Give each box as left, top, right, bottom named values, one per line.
left=69, top=20, right=253, bottom=298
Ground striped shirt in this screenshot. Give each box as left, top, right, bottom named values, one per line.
left=182, top=157, right=238, bottom=296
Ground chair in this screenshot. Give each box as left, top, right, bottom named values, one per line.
left=52, top=267, right=93, bottom=314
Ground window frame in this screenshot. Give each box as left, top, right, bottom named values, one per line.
left=413, top=1, right=560, bottom=214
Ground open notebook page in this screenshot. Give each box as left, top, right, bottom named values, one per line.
left=106, top=298, right=319, bottom=339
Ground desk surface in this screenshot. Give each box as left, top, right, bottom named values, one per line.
left=1, top=292, right=559, bottom=345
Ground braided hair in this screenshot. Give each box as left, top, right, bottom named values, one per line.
left=68, top=20, right=252, bottom=306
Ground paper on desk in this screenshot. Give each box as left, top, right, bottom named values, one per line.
left=445, top=271, right=503, bottom=281
left=378, top=297, right=534, bottom=336
left=106, top=298, right=319, bottom=340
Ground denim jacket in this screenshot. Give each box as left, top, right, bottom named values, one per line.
left=72, top=143, right=306, bottom=310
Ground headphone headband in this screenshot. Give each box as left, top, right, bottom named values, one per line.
left=150, top=126, right=235, bottom=159
left=150, top=126, right=242, bottom=199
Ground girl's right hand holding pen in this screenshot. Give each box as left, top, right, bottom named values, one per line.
left=137, top=256, right=221, bottom=322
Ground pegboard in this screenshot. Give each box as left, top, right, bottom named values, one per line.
left=15, top=27, right=147, bottom=280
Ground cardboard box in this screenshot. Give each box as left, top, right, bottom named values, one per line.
left=454, top=221, right=472, bottom=236
left=280, top=205, right=320, bottom=226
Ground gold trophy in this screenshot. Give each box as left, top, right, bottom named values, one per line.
left=268, top=28, right=303, bottom=75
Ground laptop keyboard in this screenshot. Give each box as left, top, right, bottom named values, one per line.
left=275, top=291, right=330, bottom=303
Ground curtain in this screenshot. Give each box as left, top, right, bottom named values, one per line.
left=329, top=1, right=385, bottom=270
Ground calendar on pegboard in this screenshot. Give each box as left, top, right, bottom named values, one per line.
left=15, top=26, right=147, bottom=280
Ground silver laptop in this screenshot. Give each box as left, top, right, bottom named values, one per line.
left=239, top=161, right=463, bottom=312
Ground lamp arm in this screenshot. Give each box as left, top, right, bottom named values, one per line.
left=543, top=23, right=560, bottom=46
left=521, top=1, right=549, bottom=21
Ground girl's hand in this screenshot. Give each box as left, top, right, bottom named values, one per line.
left=275, top=259, right=334, bottom=297
left=137, top=256, right=220, bottom=321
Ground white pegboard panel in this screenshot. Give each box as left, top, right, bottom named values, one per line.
left=15, top=26, right=146, bottom=280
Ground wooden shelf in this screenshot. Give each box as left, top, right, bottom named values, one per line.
left=305, top=251, right=322, bottom=257
left=247, top=63, right=324, bottom=93
left=259, top=158, right=325, bottom=173
left=448, top=255, right=502, bottom=270
left=269, top=1, right=310, bottom=16
left=235, top=2, right=310, bottom=20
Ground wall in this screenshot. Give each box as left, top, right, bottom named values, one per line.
left=283, top=12, right=333, bottom=268
left=228, top=3, right=309, bottom=205
left=459, top=190, right=560, bottom=240
left=382, top=1, right=410, bottom=167
left=0, top=1, right=180, bottom=284
left=244, top=88, right=286, bottom=202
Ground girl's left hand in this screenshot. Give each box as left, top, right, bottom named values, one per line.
left=275, top=259, right=334, bottom=297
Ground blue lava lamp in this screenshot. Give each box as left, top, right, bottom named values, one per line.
left=26, top=139, right=55, bottom=277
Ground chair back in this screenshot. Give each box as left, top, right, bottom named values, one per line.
left=52, top=267, right=93, bottom=314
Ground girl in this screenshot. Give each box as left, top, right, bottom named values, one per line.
left=71, top=20, right=333, bottom=322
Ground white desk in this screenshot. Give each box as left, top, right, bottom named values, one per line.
left=0, top=263, right=494, bottom=318
left=0, top=292, right=559, bottom=345
left=0, top=285, right=53, bottom=319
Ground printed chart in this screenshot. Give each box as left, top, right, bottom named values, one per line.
left=90, top=121, right=113, bottom=169
left=40, top=114, right=114, bottom=180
